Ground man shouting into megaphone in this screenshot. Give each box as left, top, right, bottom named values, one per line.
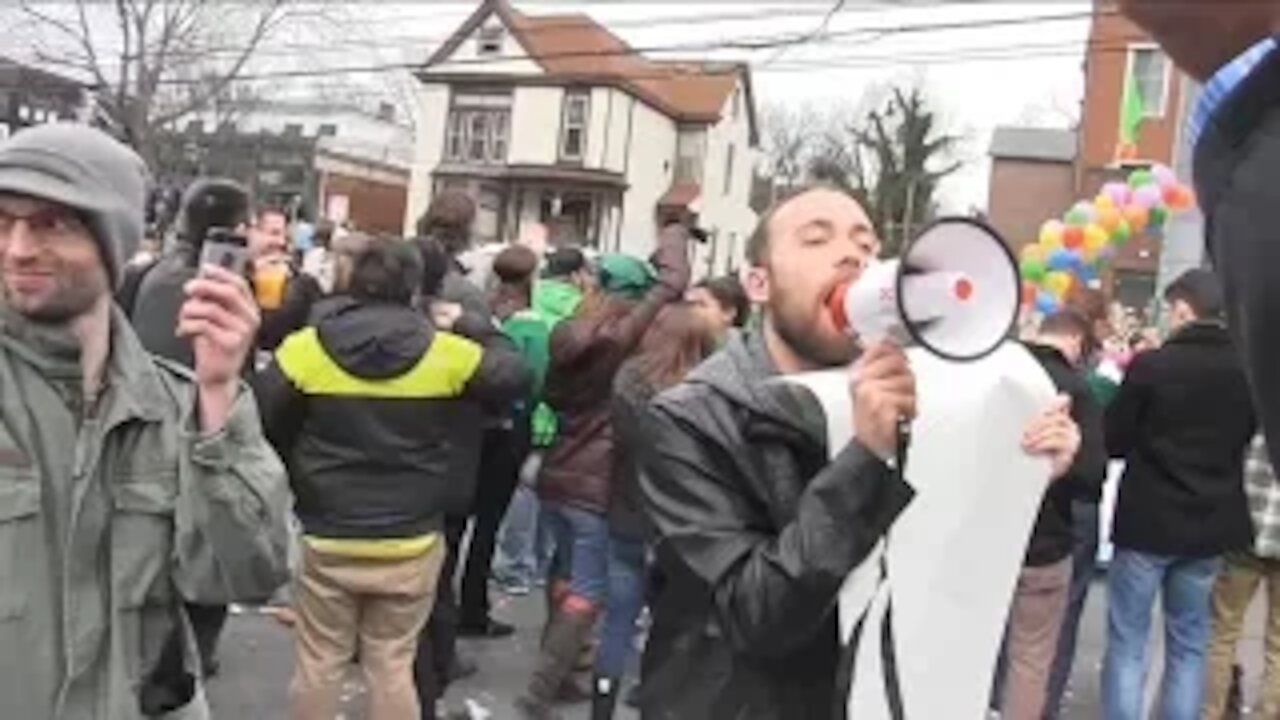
left=635, top=184, right=1081, bottom=719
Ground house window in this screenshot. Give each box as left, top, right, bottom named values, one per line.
left=723, top=145, right=735, bottom=196
left=446, top=112, right=466, bottom=160
left=477, top=26, right=504, bottom=56
left=676, top=128, right=706, bottom=183
left=1129, top=46, right=1170, bottom=118
left=444, top=90, right=512, bottom=165
left=468, top=113, right=489, bottom=160
left=560, top=90, right=589, bottom=162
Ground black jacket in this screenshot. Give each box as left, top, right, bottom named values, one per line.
left=254, top=298, right=529, bottom=538
left=123, top=244, right=319, bottom=366
left=1194, top=39, right=1280, bottom=474
left=1107, top=322, right=1256, bottom=557
left=636, top=332, right=913, bottom=720
left=1023, top=343, right=1108, bottom=566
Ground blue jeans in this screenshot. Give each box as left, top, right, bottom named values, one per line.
left=494, top=484, right=552, bottom=586
left=1044, top=500, right=1101, bottom=719
left=542, top=502, right=610, bottom=605
left=596, top=533, right=648, bottom=679
left=495, top=452, right=554, bottom=585
left=1101, top=549, right=1221, bottom=720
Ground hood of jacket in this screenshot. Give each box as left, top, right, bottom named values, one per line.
left=314, top=297, right=431, bottom=380
left=532, top=279, right=582, bottom=326
left=1166, top=320, right=1233, bottom=349
left=677, top=330, right=831, bottom=450
left=1025, top=342, right=1075, bottom=376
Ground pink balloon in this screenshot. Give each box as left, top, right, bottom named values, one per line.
left=1133, top=184, right=1163, bottom=209
left=1103, top=181, right=1131, bottom=207
left=1151, top=164, right=1177, bottom=188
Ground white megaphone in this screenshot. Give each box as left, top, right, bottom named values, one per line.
left=826, top=217, right=1020, bottom=362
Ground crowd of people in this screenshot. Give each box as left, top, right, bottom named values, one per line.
left=1, top=1, right=1279, bottom=718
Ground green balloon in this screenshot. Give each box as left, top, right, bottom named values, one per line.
left=1020, top=257, right=1047, bottom=281
left=1112, top=220, right=1132, bottom=245
left=1064, top=209, right=1089, bottom=226
left=1129, top=170, right=1155, bottom=188
left=1148, top=205, right=1169, bottom=228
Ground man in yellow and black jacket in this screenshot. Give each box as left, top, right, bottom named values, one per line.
left=253, top=233, right=529, bottom=720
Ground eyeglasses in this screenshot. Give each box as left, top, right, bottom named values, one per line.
left=0, top=204, right=91, bottom=247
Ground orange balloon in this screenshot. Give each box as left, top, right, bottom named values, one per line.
left=1063, top=225, right=1085, bottom=249
left=1162, top=184, right=1181, bottom=207
left=1022, top=281, right=1038, bottom=306
left=1124, top=205, right=1150, bottom=235
left=1097, top=207, right=1122, bottom=232
left=1169, top=185, right=1196, bottom=211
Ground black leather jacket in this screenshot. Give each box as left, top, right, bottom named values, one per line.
left=637, top=332, right=913, bottom=719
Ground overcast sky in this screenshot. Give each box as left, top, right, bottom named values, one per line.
left=331, top=1, right=1093, bottom=212
left=8, top=1, right=1094, bottom=212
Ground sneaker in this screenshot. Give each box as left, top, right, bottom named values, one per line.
left=499, top=579, right=532, bottom=596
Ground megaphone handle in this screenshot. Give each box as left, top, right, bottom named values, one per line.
left=894, top=416, right=912, bottom=481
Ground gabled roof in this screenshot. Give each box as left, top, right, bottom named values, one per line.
left=422, top=0, right=757, bottom=142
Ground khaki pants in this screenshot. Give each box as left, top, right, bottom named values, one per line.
left=999, top=558, right=1073, bottom=720
left=1202, top=551, right=1280, bottom=720
left=289, top=542, right=444, bottom=720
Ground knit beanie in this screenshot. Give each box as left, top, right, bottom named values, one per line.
left=0, top=123, right=148, bottom=289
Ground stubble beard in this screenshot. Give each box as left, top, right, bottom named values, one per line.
left=2, top=271, right=107, bottom=325
left=770, top=299, right=860, bottom=369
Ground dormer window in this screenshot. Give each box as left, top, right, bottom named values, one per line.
left=478, top=26, right=504, bottom=56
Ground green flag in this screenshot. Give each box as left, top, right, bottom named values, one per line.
left=1119, top=69, right=1145, bottom=147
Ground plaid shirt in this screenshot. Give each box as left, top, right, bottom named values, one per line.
left=1187, top=37, right=1278, bottom=150
left=1245, top=435, right=1280, bottom=559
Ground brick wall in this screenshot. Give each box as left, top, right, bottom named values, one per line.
left=322, top=172, right=408, bottom=235
left=986, top=158, right=1077, bottom=252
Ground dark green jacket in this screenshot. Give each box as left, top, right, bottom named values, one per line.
left=521, top=280, right=583, bottom=447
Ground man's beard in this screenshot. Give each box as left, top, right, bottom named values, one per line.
left=2, top=271, right=106, bottom=324
left=771, top=298, right=860, bottom=368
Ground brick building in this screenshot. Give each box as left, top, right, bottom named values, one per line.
left=988, top=2, right=1192, bottom=310
left=986, top=127, right=1077, bottom=250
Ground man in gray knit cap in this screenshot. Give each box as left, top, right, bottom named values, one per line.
left=0, top=123, right=290, bottom=718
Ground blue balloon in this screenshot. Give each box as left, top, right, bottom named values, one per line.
left=1047, top=249, right=1074, bottom=271
left=1079, top=265, right=1099, bottom=282
left=1068, top=250, right=1087, bottom=272
left=1035, top=291, right=1060, bottom=314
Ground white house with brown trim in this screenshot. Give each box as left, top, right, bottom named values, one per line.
left=405, top=0, right=760, bottom=276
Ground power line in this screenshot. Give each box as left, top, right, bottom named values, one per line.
left=150, top=5, right=846, bottom=60
left=86, top=4, right=1099, bottom=66
left=758, top=0, right=851, bottom=68
left=0, top=38, right=1152, bottom=95
left=2, top=8, right=1109, bottom=91
left=157, top=8, right=1106, bottom=85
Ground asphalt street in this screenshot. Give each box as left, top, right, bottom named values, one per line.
left=205, top=577, right=1271, bottom=719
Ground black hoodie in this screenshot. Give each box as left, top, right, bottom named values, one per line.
left=254, top=297, right=529, bottom=539
left=637, top=331, right=913, bottom=720
left=1022, top=342, right=1108, bottom=567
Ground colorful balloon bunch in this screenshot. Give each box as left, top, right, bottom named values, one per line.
left=1019, top=164, right=1195, bottom=314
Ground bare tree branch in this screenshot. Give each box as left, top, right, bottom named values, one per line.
left=151, top=1, right=288, bottom=128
